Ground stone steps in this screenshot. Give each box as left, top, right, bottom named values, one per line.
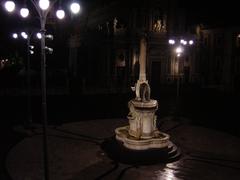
left=101, top=137, right=181, bottom=165
left=166, top=142, right=181, bottom=163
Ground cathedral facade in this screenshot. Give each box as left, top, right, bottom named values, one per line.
left=68, top=0, right=199, bottom=93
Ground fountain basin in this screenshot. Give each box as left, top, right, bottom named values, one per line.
left=115, top=126, right=170, bottom=150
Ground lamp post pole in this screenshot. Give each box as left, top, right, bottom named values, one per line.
left=175, top=54, right=181, bottom=119
left=31, top=1, right=51, bottom=179
left=176, top=56, right=180, bottom=100
left=40, top=20, right=49, bottom=180
left=12, top=31, right=33, bottom=126
left=32, top=1, right=81, bottom=179
left=175, top=47, right=183, bottom=104
left=26, top=35, right=32, bottom=125
left=5, top=1, right=81, bottom=179
left=169, top=38, right=194, bottom=119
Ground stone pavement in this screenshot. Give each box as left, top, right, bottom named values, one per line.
left=5, top=117, right=240, bottom=180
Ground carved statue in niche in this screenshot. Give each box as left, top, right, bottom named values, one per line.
left=153, top=19, right=161, bottom=32
left=106, top=21, right=110, bottom=34
left=113, top=17, right=118, bottom=33
left=97, top=24, right=102, bottom=31
left=161, top=15, right=167, bottom=32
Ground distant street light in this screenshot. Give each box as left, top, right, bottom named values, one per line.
left=70, top=2, right=81, bottom=14
left=21, top=31, right=28, bottom=39
left=4, top=1, right=81, bottom=180
left=175, top=46, right=183, bottom=55
left=20, top=7, right=29, bottom=18
left=45, top=46, right=53, bottom=54
left=168, top=37, right=194, bottom=108
left=56, top=9, right=65, bottom=19
left=36, top=32, right=42, bottom=39
left=168, top=39, right=175, bottom=45
left=45, top=34, right=53, bottom=40
left=12, top=33, right=18, bottom=39
left=11, top=31, right=37, bottom=127
left=189, top=40, right=194, bottom=45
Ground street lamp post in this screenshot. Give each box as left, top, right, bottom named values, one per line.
left=12, top=31, right=34, bottom=126
left=175, top=46, right=183, bottom=101
left=25, top=32, right=33, bottom=126
left=168, top=38, right=194, bottom=116
left=26, top=34, right=32, bottom=125
left=4, top=1, right=81, bottom=179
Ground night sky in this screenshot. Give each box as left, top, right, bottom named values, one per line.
left=182, top=0, right=239, bottom=26
left=0, top=0, right=239, bottom=57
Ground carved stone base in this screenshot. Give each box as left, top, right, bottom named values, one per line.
left=115, top=126, right=170, bottom=150
left=128, top=99, right=158, bottom=139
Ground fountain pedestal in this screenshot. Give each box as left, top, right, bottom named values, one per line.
left=112, top=36, right=180, bottom=163
left=115, top=36, right=171, bottom=150
left=115, top=98, right=170, bottom=150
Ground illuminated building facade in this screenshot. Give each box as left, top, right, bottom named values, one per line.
left=68, top=0, right=199, bottom=93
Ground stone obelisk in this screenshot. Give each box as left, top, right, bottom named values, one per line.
left=139, top=37, right=147, bottom=81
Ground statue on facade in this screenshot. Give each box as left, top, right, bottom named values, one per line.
left=113, top=17, right=118, bottom=33
left=153, top=19, right=161, bottom=32
left=97, top=24, right=102, bottom=31
left=162, top=15, right=167, bottom=32
left=106, top=21, right=110, bottom=34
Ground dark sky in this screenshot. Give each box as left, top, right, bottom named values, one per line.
left=1, top=0, right=240, bottom=57
left=181, top=0, right=240, bottom=26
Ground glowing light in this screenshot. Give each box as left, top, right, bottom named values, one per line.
left=180, top=39, right=185, bottom=44
left=12, top=33, right=18, bottom=39
left=36, top=33, right=42, bottom=39
left=29, top=45, right=34, bottom=49
left=70, top=2, right=80, bottom=14
left=21, top=32, right=28, bottom=39
left=5, top=1, right=15, bottom=12
left=168, top=39, right=175, bottom=45
left=175, top=46, right=183, bottom=54
left=45, top=46, right=53, bottom=54
left=39, top=0, right=50, bottom=10
left=20, top=8, right=29, bottom=18
left=189, top=40, right=194, bottom=45
left=56, top=9, right=65, bottom=19
left=46, top=34, right=53, bottom=40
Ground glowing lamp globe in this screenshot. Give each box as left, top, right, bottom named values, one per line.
left=20, top=8, right=29, bottom=18
left=70, top=2, right=80, bottom=14
left=56, top=9, right=65, bottom=19
left=5, top=1, right=15, bottom=12
left=39, top=0, right=50, bottom=10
